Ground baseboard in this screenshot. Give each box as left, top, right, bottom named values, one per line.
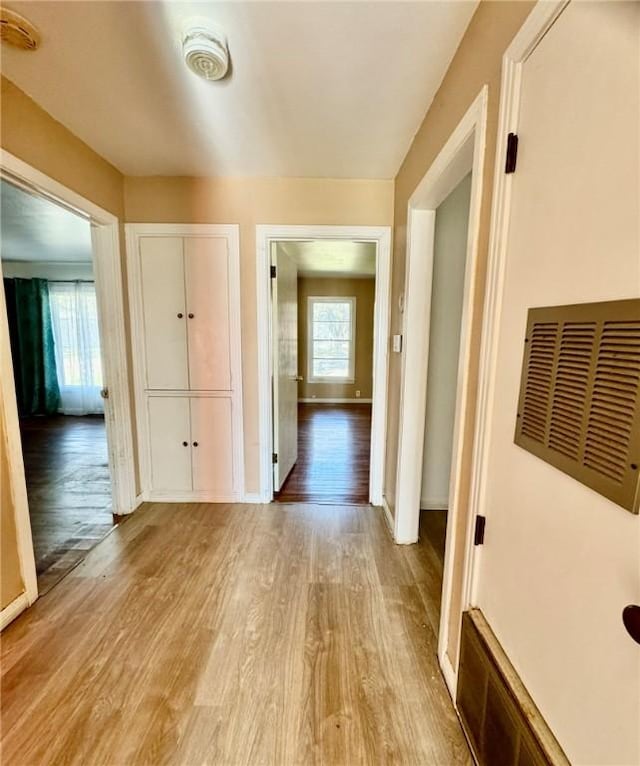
left=243, top=493, right=268, bottom=504
left=0, top=591, right=29, bottom=631
left=420, top=497, right=448, bottom=511
left=381, top=495, right=395, bottom=536
left=298, top=398, right=373, bottom=404
left=146, top=491, right=243, bottom=503
left=438, top=647, right=458, bottom=701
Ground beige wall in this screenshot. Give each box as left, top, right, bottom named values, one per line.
left=297, top=277, right=375, bottom=400
left=1, top=404, right=24, bottom=609
left=124, top=177, right=393, bottom=492
left=1, top=77, right=124, bottom=218
left=383, top=0, right=534, bottom=665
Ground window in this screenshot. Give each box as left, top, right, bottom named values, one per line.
left=308, top=296, right=356, bottom=383
left=49, top=281, right=104, bottom=415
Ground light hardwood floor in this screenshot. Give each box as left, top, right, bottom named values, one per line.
left=1, top=502, right=470, bottom=765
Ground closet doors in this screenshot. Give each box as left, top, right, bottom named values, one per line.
left=127, top=225, right=243, bottom=502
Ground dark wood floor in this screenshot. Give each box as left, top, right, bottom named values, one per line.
left=19, top=415, right=114, bottom=595
left=276, top=403, right=372, bottom=504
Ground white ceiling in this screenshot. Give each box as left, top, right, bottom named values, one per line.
left=280, top=240, right=376, bottom=278
left=0, top=180, right=93, bottom=262
left=1, top=1, right=478, bottom=178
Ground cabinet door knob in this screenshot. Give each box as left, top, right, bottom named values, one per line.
left=188, top=312, right=195, bottom=319
left=193, top=441, right=199, bottom=447
left=182, top=441, right=188, bottom=447
left=177, top=312, right=184, bottom=319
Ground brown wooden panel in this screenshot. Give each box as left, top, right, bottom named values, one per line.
left=458, top=612, right=488, bottom=760
left=456, top=610, right=570, bottom=766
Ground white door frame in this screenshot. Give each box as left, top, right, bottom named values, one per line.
left=465, top=0, right=570, bottom=612
left=393, top=87, right=488, bottom=694
left=0, top=150, right=137, bottom=626
left=256, top=224, right=392, bottom=505
left=125, top=223, right=245, bottom=503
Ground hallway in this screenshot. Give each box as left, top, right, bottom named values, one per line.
left=277, top=403, right=372, bottom=504
left=0, top=501, right=470, bottom=765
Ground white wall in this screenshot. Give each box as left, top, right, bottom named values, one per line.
left=420, top=173, right=471, bottom=510
left=475, top=4, right=640, bottom=764
left=1, top=261, right=94, bottom=280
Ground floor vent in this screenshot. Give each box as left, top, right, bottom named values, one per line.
left=515, top=299, right=640, bottom=513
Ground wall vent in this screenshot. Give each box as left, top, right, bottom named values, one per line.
left=515, top=299, right=640, bottom=514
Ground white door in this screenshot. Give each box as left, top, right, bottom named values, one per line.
left=147, top=397, right=192, bottom=492
left=475, top=3, right=640, bottom=764
left=190, top=397, right=234, bottom=495
left=139, top=237, right=188, bottom=390
left=184, top=238, right=231, bottom=391
left=272, top=247, right=298, bottom=490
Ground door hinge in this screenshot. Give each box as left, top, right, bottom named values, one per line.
left=505, top=132, right=518, bottom=174
left=474, top=515, right=486, bottom=546
left=270, top=265, right=277, bottom=279
left=272, top=452, right=278, bottom=464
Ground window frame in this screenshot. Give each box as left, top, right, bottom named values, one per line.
left=307, top=295, right=357, bottom=384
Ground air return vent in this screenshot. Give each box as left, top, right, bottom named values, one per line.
left=0, top=7, right=40, bottom=50
left=515, top=299, right=640, bottom=513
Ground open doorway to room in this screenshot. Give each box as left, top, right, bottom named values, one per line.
left=256, top=225, right=391, bottom=507
left=271, top=240, right=376, bottom=504
left=418, top=172, right=472, bottom=613
left=1, top=179, right=114, bottom=594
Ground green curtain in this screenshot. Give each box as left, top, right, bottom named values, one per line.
left=3, top=277, right=60, bottom=416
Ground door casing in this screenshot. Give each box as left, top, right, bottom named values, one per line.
left=394, top=87, right=488, bottom=696
left=0, top=149, right=137, bottom=628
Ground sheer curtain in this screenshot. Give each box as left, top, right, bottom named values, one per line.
left=49, top=281, right=104, bottom=415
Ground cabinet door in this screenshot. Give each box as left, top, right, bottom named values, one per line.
left=140, top=237, right=188, bottom=390
left=190, top=397, right=234, bottom=495
left=148, top=397, right=192, bottom=492
left=184, top=238, right=231, bottom=391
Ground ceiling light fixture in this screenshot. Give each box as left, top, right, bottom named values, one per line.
left=0, top=7, right=41, bottom=50
left=182, top=19, right=229, bottom=82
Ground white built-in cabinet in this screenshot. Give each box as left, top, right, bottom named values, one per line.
left=126, top=225, right=243, bottom=502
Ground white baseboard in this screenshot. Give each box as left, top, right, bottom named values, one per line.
left=438, top=647, right=458, bottom=701
left=298, top=398, right=372, bottom=404
left=420, top=497, right=449, bottom=511
left=381, top=495, right=395, bottom=536
left=145, top=491, right=243, bottom=503
left=0, top=591, right=29, bottom=631
left=243, top=493, right=268, bottom=504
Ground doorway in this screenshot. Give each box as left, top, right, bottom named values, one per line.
left=271, top=240, right=376, bottom=504
left=1, top=179, right=114, bottom=593
left=256, top=225, right=391, bottom=506
left=0, top=150, right=135, bottom=622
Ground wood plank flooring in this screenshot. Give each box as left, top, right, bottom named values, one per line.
left=19, top=415, right=114, bottom=595
left=0, top=501, right=470, bottom=766
left=277, top=403, right=372, bottom=504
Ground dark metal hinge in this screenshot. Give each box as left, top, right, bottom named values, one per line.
left=270, top=265, right=277, bottom=279
left=505, top=132, right=518, bottom=174
left=474, top=515, right=486, bottom=546
left=272, top=452, right=278, bottom=464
